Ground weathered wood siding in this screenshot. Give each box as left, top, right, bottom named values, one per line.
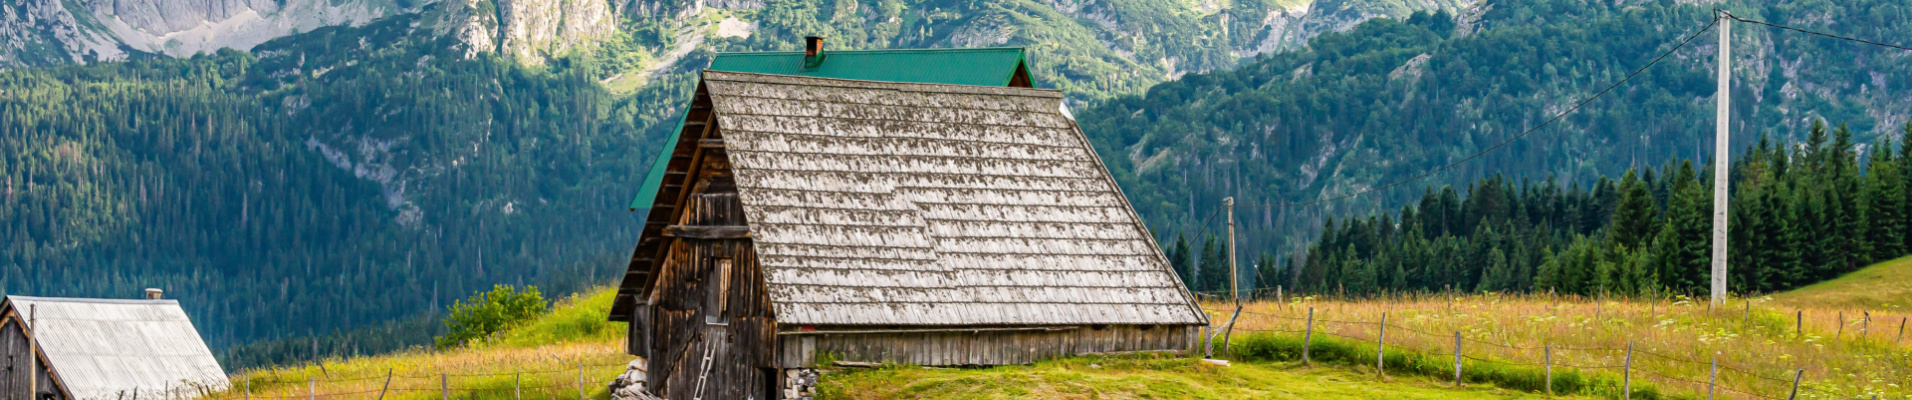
left=775, top=325, right=1197, bottom=367
left=2, top=316, right=64, bottom=400
left=648, top=190, right=779, bottom=400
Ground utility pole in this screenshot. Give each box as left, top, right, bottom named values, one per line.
left=1711, top=9, right=1732, bottom=305
left=28, top=305, right=37, bottom=400
left=1226, top=197, right=1239, bottom=304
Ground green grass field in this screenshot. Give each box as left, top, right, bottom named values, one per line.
left=817, top=354, right=1592, bottom=400
left=1771, top=255, right=1912, bottom=311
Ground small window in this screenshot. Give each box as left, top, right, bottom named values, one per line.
left=706, top=258, right=732, bottom=325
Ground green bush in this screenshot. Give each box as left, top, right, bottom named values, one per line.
left=436, top=285, right=548, bottom=349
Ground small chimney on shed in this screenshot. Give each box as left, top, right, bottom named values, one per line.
left=145, top=288, right=163, bottom=300
left=803, top=36, right=826, bottom=68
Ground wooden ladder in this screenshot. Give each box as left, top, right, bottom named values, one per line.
left=690, top=331, right=719, bottom=400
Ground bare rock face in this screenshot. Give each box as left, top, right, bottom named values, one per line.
left=0, top=0, right=393, bottom=68
left=498, top=0, right=613, bottom=64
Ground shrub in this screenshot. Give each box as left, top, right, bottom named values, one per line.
left=436, top=285, right=547, bottom=349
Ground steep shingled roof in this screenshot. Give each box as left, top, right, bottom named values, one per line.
left=3, top=296, right=229, bottom=400
left=630, top=48, right=1033, bottom=211
left=702, top=71, right=1205, bottom=326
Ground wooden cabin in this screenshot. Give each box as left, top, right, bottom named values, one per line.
left=610, top=44, right=1207, bottom=400
left=1, top=290, right=230, bottom=400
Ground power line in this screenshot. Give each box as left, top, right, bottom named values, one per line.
left=1725, top=13, right=1912, bottom=52
left=1250, top=16, right=1723, bottom=210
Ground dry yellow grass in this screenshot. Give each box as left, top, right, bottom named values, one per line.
left=1205, top=293, right=1912, bottom=400
left=1771, top=255, right=1912, bottom=312
left=205, top=289, right=635, bottom=400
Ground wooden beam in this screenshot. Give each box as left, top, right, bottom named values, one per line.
left=662, top=225, right=751, bottom=239
left=698, top=138, right=726, bottom=148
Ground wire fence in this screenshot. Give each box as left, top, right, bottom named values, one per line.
left=201, top=357, right=638, bottom=400
left=1199, top=302, right=1911, bottom=400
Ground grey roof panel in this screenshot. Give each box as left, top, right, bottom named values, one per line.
left=4, top=296, right=230, bottom=400
left=701, top=71, right=1206, bottom=326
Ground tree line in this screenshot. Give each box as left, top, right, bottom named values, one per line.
left=1239, top=121, right=1912, bottom=298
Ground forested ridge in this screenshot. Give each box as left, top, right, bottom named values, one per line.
left=1082, top=0, right=1912, bottom=278
left=1, top=0, right=1471, bottom=356
left=1254, top=121, right=1912, bottom=298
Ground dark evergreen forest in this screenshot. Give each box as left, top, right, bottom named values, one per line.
left=1182, top=121, right=1912, bottom=298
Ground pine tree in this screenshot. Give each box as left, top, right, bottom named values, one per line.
left=1200, top=235, right=1226, bottom=295
left=1168, top=234, right=1194, bottom=290
left=1865, top=139, right=1905, bottom=261
left=1609, top=169, right=1658, bottom=249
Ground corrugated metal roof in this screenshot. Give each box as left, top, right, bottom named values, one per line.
left=4, top=296, right=230, bottom=400
left=700, top=71, right=1206, bottom=326
left=629, top=47, right=1032, bottom=211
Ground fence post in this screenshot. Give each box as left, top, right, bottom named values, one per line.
left=1544, top=345, right=1553, bottom=396
left=579, top=361, right=586, bottom=400
left=377, top=368, right=393, bottom=400
left=1277, top=285, right=1284, bottom=305
left=1622, top=341, right=1633, bottom=400
left=308, top=378, right=315, bottom=400
left=1303, top=307, right=1314, bottom=366
left=245, top=378, right=250, bottom=400
left=1744, top=301, right=1750, bottom=324
left=1377, top=312, right=1388, bottom=378
left=1863, top=312, right=1870, bottom=338
left=442, top=373, right=449, bottom=400
left=1786, top=369, right=1802, bottom=400
left=516, top=369, right=523, bottom=400
left=1707, top=357, right=1717, bottom=400
left=1453, top=332, right=1463, bottom=387
left=1899, top=317, right=1906, bottom=344
left=1838, top=312, right=1845, bottom=338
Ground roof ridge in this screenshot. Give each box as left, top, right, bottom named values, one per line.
left=713, top=47, right=1025, bottom=56
left=701, top=70, right=1062, bottom=98
left=4, top=295, right=181, bottom=305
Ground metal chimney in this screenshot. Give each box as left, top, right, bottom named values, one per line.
left=803, top=36, right=826, bottom=68
left=145, top=288, right=163, bottom=300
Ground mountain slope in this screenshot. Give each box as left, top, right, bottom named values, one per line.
left=0, top=0, right=1470, bottom=349
left=1074, top=0, right=1912, bottom=266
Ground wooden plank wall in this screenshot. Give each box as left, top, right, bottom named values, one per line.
left=775, top=325, right=1199, bottom=368
left=2, top=315, right=64, bottom=400
left=648, top=191, right=778, bottom=400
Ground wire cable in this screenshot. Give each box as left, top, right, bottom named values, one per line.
left=1725, top=13, right=1912, bottom=52
left=1253, top=16, right=1723, bottom=209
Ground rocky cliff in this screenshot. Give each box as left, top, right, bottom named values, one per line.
left=0, top=0, right=394, bottom=67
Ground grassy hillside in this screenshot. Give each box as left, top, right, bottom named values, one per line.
left=1771, top=255, right=1912, bottom=311
left=821, top=356, right=1592, bottom=400
left=1214, top=294, right=1912, bottom=400
left=207, top=287, right=1608, bottom=400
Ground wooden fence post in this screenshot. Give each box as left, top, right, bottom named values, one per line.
left=1707, top=357, right=1717, bottom=400
left=377, top=368, right=392, bottom=400
left=1786, top=369, right=1802, bottom=400
left=1544, top=345, right=1553, bottom=396
left=1744, top=301, right=1750, bottom=324
left=1863, top=312, right=1870, bottom=338
left=1622, top=342, right=1633, bottom=400
left=1303, top=307, right=1314, bottom=366
left=442, top=373, right=449, bottom=400
left=516, top=369, right=523, bottom=400
left=1899, top=317, right=1906, bottom=344
left=1377, top=312, right=1388, bottom=378
left=308, top=378, right=315, bottom=400
left=1797, top=311, right=1803, bottom=336
left=579, top=361, right=586, bottom=400
left=1838, top=312, right=1845, bottom=338
left=244, top=378, right=250, bottom=400
left=1453, top=332, right=1463, bottom=387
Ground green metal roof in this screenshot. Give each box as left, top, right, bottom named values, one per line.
left=629, top=47, right=1032, bottom=210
